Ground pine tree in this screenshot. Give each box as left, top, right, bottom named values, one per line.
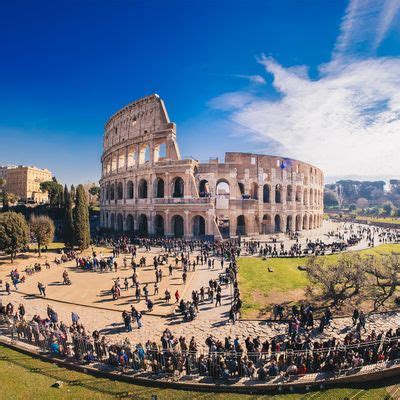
left=63, top=185, right=74, bottom=247
left=73, top=184, right=90, bottom=250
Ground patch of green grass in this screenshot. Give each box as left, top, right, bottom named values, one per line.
left=238, top=244, right=400, bottom=318
left=0, top=344, right=396, bottom=399
left=355, top=216, right=400, bottom=225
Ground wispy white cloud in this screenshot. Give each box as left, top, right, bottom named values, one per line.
left=234, top=74, right=266, bottom=84
left=208, top=0, right=400, bottom=179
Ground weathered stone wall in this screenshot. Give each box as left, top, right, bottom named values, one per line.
left=100, top=95, right=324, bottom=239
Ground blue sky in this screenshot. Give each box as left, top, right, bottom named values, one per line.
left=1, top=0, right=400, bottom=185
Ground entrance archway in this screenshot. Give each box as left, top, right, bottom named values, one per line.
left=237, top=215, right=246, bottom=235
left=261, top=214, right=271, bottom=234
left=116, top=214, right=123, bottom=231
left=138, top=214, right=148, bottom=236
left=126, top=214, right=134, bottom=233
left=286, top=215, right=293, bottom=232
left=154, top=214, right=164, bottom=236
left=274, top=215, right=281, bottom=232
left=192, top=215, right=206, bottom=237
left=172, top=215, right=184, bottom=237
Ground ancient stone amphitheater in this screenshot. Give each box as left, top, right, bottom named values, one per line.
left=100, top=94, right=324, bottom=239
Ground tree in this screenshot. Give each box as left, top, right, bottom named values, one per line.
left=382, top=201, right=394, bottom=216
left=306, top=254, right=367, bottom=308
left=349, top=203, right=357, bottom=212
left=88, top=185, right=100, bottom=199
left=63, top=185, right=74, bottom=246
left=40, top=179, right=64, bottom=207
left=0, top=212, right=30, bottom=262
left=29, top=215, right=55, bottom=257
left=73, top=184, right=90, bottom=250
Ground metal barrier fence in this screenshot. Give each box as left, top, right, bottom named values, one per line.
left=1, top=316, right=400, bottom=385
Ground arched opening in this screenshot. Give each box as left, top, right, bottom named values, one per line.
left=117, top=182, right=123, bottom=200
left=138, top=179, right=148, bottom=199
left=295, top=215, right=301, bottom=231
left=238, top=182, right=245, bottom=197
left=303, top=214, right=308, bottom=230
left=216, top=179, right=230, bottom=196
left=154, top=143, right=166, bottom=162
left=236, top=215, right=246, bottom=235
left=138, top=214, right=148, bottom=236
left=250, top=182, right=259, bottom=200
left=275, top=184, right=282, bottom=203
left=286, top=215, right=293, bottom=232
left=117, top=213, right=123, bottom=231
left=199, top=180, right=210, bottom=197
left=172, top=177, right=184, bottom=198
left=110, top=184, right=115, bottom=201
left=110, top=213, right=115, bottom=231
left=263, top=185, right=270, bottom=203
left=172, top=215, right=184, bottom=237
left=261, top=214, right=271, bottom=234
left=295, top=186, right=301, bottom=202
left=303, top=189, right=308, bottom=205
left=154, top=215, right=164, bottom=236
left=217, top=217, right=230, bottom=238
left=106, top=185, right=110, bottom=201
left=154, top=178, right=164, bottom=198
left=310, top=189, right=313, bottom=205
left=126, top=214, right=134, bottom=233
left=192, top=215, right=206, bottom=237
left=139, top=145, right=150, bottom=164
left=274, top=215, right=281, bottom=232
left=286, top=185, right=293, bottom=202
left=126, top=181, right=134, bottom=199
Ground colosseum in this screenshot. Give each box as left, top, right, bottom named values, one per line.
left=100, top=94, right=324, bottom=239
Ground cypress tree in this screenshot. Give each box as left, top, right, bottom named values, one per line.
left=63, top=185, right=74, bottom=247
left=73, top=184, right=90, bottom=249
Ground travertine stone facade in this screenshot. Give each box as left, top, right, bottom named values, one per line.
left=100, top=94, right=324, bottom=239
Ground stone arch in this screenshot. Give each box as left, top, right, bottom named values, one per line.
left=110, top=183, right=115, bottom=201
left=263, top=184, right=270, bottom=203
left=310, top=189, right=313, bottom=205
left=110, top=213, right=115, bottom=230
left=295, top=186, right=301, bottom=202
left=250, top=182, right=259, bottom=200
left=199, top=179, right=209, bottom=197
left=154, top=214, right=164, bottom=236
left=126, top=180, right=134, bottom=199
left=275, top=184, right=282, bottom=203
left=138, top=214, right=148, bottom=236
left=192, top=215, right=206, bottom=237
left=295, top=214, right=302, bottom=231
left=138, top=179, right=148, bottom=199
left=154, top=143, right=166, bottom=162
left=286, top=185, right=293, bottom=202
left=104, top=211, right=109, bottom=228
left=303, top=214, right=309, bottom=230
left=238, top=182, right=245, bottom=196
left=154, top=177, right=165, bottom=198
left=171, top=215, right=184, bottom=237
left=216, top=179, right=230, bottom=195
left=126, top=214, right=134, bottom=233
left=172, top=177, right=184, bottom=198
left=286, top=215, right=293, bottom=232
left=117, top=182, right=123, bottom=200
left=116, top=213, right=123, bottom=231
left=139, top=144, right=150, bottom=164
left=236, top=215, right=246, bottom=235
left=303, top=189, right=308, bottom=205
left=274, top=214, right=281, bottom=232
left=261, top=214, right=272, bottom=234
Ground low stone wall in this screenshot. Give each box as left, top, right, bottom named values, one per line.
left=1, top=334, right=399, bottom=394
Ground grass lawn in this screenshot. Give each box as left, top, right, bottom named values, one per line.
left=355, top=216, right=400, bottom=225
left=0, top=344, right=395, bottom=399
left=238, top=244, right=400, bottom=319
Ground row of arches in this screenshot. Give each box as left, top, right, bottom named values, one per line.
left=236, top=213, right=323, bottom=235
left=104, top=177, right=185, bottom=201
left=199, top=179, right=322, bottom=205
left=104, top=212, right=206, bottom=238
left=103, top=143, right=168, bottom=176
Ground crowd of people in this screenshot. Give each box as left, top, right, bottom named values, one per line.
left=1, top=300, right=400, bottom=382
